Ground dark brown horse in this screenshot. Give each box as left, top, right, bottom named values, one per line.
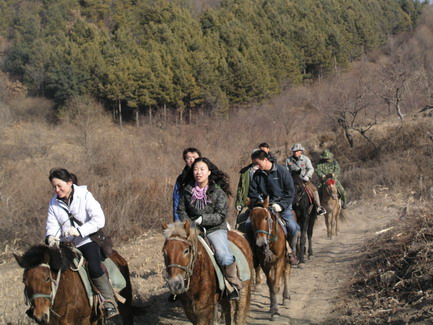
left=321, top=177, right=346, bottom=239
left=14, top=244, right=133, bottom=325
left=249, top=198, right=290, bottom=320
left=292, top=172, right=317, bottom=263
left=162, top=220, right=253, bottom=325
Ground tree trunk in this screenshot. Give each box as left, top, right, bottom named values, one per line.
left=135, top=108, right=139, bottom=127
left=118, top=100, right=123, bottom=128
left=149, top=106, right=152, bottom=125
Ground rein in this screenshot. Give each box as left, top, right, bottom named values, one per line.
left=164, top=236, right=198, bottom=294
left=253, top=207, right=279, bottom=242
left=25, top=263, right=62, bottom=318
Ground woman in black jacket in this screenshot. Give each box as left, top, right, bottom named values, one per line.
left=178, top=157, right=243, bottom=298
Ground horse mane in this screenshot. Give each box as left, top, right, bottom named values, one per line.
left=18, top=243, right=78, bottom=271
left=163, top=221, right=199, bottom=238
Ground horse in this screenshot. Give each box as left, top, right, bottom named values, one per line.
left=321, top=177, right=347, bottom=239
left=249, top=198, right=290, bottom=320
left=162, top=219, right=253, bottom=325
left=291, top=172, right=317, bottom=263
left=14, top=243, right=133, bottom=325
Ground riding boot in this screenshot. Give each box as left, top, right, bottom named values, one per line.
left=313, top=191, right=326, bottom=215
left=223, top=260, right=243, bottom=300
left=92, top=274, right=119, bottom=319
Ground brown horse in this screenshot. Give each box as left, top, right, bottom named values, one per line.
left=14, top=243, right=133, bottom=325
left=249, top=198, right=290, bottom=320
left=162, top=220, right=253, bottom=325
left=321, top=177, right=346, bottom=239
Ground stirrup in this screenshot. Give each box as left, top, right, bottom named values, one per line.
left=317, top=206, right=327, bottom=215
left=104, top=306, right=119, bottom=319
left=228, top=287, right=240, bottom=300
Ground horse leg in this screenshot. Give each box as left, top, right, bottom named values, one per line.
left=282, top=261, right=290, bottom=307
left=307, top=216, right=314, bottom=258
left=325, top=214, right=331, bottom=239
left=299, top=224, right=308, bottom=263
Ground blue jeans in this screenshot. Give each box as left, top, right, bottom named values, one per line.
left=281, top=205, right=300, bottom=236
left=207, top=229, right=234, bottom=266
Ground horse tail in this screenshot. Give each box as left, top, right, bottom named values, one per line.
left=339, top=209, right=347, bottom=223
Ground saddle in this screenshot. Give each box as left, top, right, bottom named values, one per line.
left=198, top=235, right=250, bottom=293
left=71, top=248, right=127, bottom=309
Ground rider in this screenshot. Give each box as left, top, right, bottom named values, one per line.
left=45, top=168, right=119, bottom=319
left=235, top=149, right=260, bottom=229
left=249, top=150, right=300, bottom=265
left=173, top=148, right=202, bottom=222
left=286, top=144, right=326, bottom=216
left=259, top=142, right=277, bottom=163
left=177, top=157, right=243, bottom=299
left=316, top=149, right=347, bottom=209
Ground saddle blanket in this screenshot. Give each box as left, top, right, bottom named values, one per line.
left=72, top=249, right=127, bottom=307
left=198, top=235, right=251, bottom=292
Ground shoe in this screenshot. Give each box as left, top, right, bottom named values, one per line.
left=168, top=293, right=177, bottom=302
left=317, top=206, right=327, bottom=215
left=104, top=305, right=120, bottom=319
left=288, top=253, right=299, bottom=265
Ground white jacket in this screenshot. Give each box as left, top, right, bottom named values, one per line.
left=45, top=184, right=105, bottom=248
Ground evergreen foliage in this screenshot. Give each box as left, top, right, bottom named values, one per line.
left=0, top=0, right=425, bottom=115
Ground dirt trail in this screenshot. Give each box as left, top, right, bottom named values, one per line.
left=0, top=198, right=403, bottom=324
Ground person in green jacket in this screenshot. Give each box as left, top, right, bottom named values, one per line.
left=316, top=149, right=347, bottom=209
left=235, top=150, right=260, bottom=229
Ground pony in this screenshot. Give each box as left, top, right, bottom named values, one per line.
left=291, top=172, right=317, bottom=263
left=162, top=219, right=253, bottom=325
left=249, top=198, right=290, bottom=320
left=14, top=243, right=133, bottom=325
left=321, top=177, right=347, bottom=239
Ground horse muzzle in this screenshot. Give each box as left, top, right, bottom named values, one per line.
left=167, top=275, right=187, bottom=295
left=29, top=309, right=50, bottom=324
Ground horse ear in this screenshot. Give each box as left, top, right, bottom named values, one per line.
left=263, top=196, right=269, bottom=208
left=13, top=253, right=24, bottom=268
left=184, top=219, right=191, bottom=236
left=161, top=220, right=168, bottom=230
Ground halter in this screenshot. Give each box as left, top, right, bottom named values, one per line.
left=164, top=236, right=198, bottom=294
left=25, top=263, right=62, bottom=318
left=252, top=207, right=279, bottom=242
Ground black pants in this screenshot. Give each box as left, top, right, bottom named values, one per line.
left=78, top=241, right=104, bottom=278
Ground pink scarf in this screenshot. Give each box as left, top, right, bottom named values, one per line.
left=190, top=184, right=210, bottom=209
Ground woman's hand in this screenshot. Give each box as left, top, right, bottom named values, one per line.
left=47, top=236, right=60, bottom=247
left=64, top=226, right=80, bottom=237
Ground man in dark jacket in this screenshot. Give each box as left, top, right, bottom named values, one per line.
left=249, top=150, right=300, bottom=264
left=172, top=148, right=202, bottom=221
left=259, top=142, right=277, bottom=163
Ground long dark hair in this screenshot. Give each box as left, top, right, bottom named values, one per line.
left=49, top=168, right=78, bottom=185
left=185, top=157, right=232, bottom=196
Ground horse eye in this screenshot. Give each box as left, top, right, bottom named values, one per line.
left=46, top=277, right=51, bottom=282
left=183, top=248, right=190, bottom=255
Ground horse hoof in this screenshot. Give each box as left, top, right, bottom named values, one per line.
left=283, top=299, right=290, bottom=307
left=271, top=313, right=281, bottom=321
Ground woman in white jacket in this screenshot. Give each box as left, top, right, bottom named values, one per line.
left=45, top=168, right=118, bottom=319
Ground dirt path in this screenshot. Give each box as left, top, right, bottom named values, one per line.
left=0, top=198, right=403, bottom=324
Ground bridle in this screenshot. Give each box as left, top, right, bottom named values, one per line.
left=252, top=207, right=279, bottom=242
left=24, top=263, right=62, bottom=318
left=163, top=236, right=198, bottom=294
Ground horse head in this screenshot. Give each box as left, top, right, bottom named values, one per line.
left=14, top=244, right=76, bottom=324
left=324, top=177, right=338, bottom=200
left=162, top=220, right=198, bottom=295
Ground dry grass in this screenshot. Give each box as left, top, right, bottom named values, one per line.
left=327, top=205, right=433, bottom=324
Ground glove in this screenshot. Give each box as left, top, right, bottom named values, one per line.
left=194, top=216, right=203, bottom=225
left=236, top=206, right=242, bottom=211
left=64, top=226, right=80, bottom=237
left=301, top=176, right=309, bottom=182
left=271, top=203, right=282, bottom=212
left=47, top=236, right=60, bottom=247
